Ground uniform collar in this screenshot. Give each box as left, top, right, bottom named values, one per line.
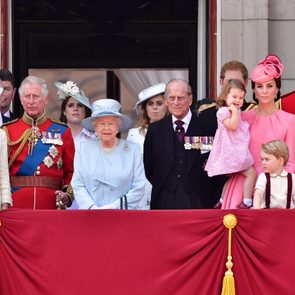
left=22, top=111, right=47, bottom=126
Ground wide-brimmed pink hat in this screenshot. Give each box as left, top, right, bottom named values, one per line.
left=251, top=54, right=284, bottom=83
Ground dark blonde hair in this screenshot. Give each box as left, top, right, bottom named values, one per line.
left=220, top=60, right=248, bottom=81
left=138, top=94, right=167, bottom=136
left=261, top=140, right=289, bottom=166
left=216, top=79, right=246, bottom=108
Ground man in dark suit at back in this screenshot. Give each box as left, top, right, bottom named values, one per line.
left=0, top=69, right=17, bottom=126
left=196, top=61, right=251, bottom=208
left=144, top=79, right=210, bottom=209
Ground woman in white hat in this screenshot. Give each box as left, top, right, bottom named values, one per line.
left=71, top=98, right=145, bottom=209
left=56, top=80, right=96, bottom=209
left=55, top=81, right=96, bottom=147
left=127, top=82, right=168, bottom=209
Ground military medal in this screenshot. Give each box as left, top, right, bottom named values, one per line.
left=54, top=133, right=63, bottom=146
left=184, top=137, right=192, bottom=150
left=183, top=136, right=214, bottom=150
left=49, top=145, right=59, bottom=158
left=41, top=132, right=63, bottom=145
left=57, top=157, right=63, bottom=170
left=43, top=155, right=54, bottom=168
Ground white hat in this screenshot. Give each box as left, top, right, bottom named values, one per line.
left=54, top=81, right=91, bottom=109
left=134, top=82, right=166, bottom=112
left=81, top=98, right=132, bottom=132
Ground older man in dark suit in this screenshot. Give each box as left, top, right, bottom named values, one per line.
left=144, top=79, right=211, bottom=209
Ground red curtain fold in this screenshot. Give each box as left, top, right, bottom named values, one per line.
left=0, top=209, right=294, bottom=295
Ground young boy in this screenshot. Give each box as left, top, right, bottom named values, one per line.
left=253, top=140, right=295, bottom=209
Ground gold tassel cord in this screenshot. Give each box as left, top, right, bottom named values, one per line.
left=221, top=214, right=237, bottom=295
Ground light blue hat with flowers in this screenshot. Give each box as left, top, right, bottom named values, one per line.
left=55, top=80, right=91, bottom=109
left=81, top=98, right=132, bottom=132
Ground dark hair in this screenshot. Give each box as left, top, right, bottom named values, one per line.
left=59, top=96, right=92, bottom=123
left=0, top=69, right=15, bottom=88
left=251, top=77, right=281, bottom=103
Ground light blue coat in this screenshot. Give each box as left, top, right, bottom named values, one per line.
left=72, top=138, right=145, bottom=209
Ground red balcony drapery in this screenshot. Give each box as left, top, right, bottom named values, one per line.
left=0, top=209, right=294, bottom=295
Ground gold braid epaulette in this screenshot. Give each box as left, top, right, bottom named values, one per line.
left=244, top=102, right=257, bottom=111
left=2, top=126, right=33, bottom=168
left=198, top=102, right=217, bottom=114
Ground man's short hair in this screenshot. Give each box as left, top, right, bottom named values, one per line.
left=0, top=69, right=15, bottom=88
left=220, top=61, right=248, bottom=81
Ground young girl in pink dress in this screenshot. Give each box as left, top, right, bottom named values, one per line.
left=205, top=79, right=256, bottom=208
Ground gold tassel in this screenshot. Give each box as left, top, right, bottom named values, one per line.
left=221, top=214, right=237, bottom=295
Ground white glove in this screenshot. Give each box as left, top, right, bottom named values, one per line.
left=99, top=203, right=115, bottom=209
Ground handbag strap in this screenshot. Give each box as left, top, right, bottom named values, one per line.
left=120, top=195, right=128, bottom=210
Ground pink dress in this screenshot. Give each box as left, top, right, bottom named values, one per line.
left=205, top=107, right=253, bottom=176
left=222, top=109, right=295, bottom=209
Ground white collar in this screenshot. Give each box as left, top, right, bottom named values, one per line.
left=269, top=169, right=288, bottom=178
left=172, top=109, right=192, bottom=127
left=4, top=110, right=10, bottom=118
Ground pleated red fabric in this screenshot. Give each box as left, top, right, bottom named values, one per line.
left=0, top=209, right=294, bottom=295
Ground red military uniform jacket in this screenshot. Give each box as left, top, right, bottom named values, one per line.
left=280, top=90, right=295, bottom=115
left=3, top=112, right=75, bottom=209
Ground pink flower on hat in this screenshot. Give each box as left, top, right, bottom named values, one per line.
left=251, top=54, right=284, bottom=83
left=259, top=54, right=284, bottom=78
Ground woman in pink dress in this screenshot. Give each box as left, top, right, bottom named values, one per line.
left=205, top=79, right=255, bottom=208
left=222, top=54, right=295, bottom=209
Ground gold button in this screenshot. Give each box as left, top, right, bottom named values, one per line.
left=37, top=166, right=41, bottom=170
left=36, top=171, right=40, bottom=175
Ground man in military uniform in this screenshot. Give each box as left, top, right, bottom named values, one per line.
left=196, top=61, right=252, bottom=208
left=2, top=76, right=75, bottom=209
left=280, top=90, right=295, bottom=114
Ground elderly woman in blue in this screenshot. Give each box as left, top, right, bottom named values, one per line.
left=71, top=98, right=145, bottom=209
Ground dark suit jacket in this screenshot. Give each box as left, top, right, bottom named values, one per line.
left=2, top=112, right=17, bottom=124
left=144, top=112, right=211, bottom=208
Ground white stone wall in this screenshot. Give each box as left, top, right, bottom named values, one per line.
left=220, top=0, right=295, bottom=96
